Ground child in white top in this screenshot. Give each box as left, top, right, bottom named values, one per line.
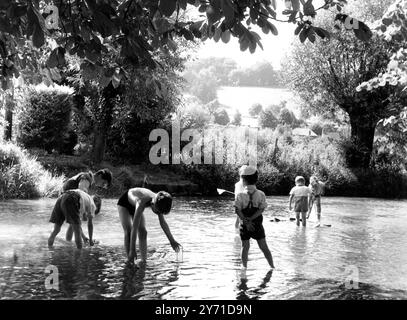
left=289, top=176, right=312, bottom=227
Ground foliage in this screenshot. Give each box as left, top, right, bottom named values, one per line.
left=227, top=61, right=283, bottom=87
left=258, top=106, right=279, bottom=128
left=187, top=67, right=218, bottom=104
left=0, top=0, right=372, bottom=89
left=278, top=107, right=298, bottom=126
left=249, top=103, right=263, bottom=117
left=181, top=132, right=407, bottom=198
left=0, top=142, right=64, bottom=199
left=284, top=5, right=404, bottom=166
left=17, top=83, right=75, bottom=154
left=213, top=108, right=230, bottom=125
left=232, top=110, right=242, bottom=125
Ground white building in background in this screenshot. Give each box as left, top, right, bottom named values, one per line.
left=292, top=128, right=318, bottom=137
left=241, top=116, right=260, bottom=128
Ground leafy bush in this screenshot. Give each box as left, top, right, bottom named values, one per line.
left=249, top=103, right=263, bottom=117
left=232, top=111, right=242, bottom=125
left=213, top=109, right=230, bottom=125
left=0, top=143, right=64, bottom=199
left=178, top=133, right=407, bottom=198
left=18, top=84, right=75, bottom=154
left=259, top=106, right=278, bottom=129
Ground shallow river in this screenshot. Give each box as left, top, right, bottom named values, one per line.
left=1, top=196, right=407, bottom=300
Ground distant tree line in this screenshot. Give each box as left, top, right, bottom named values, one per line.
left=183, top=58, right=284, bottom=104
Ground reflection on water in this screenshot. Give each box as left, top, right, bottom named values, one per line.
left=1, top=196, right=407, bottom=300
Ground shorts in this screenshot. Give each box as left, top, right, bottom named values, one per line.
left=294, top=196, right=308, bottom=213
left=240, top=216, right=265, bottom=241
left=49, top=191, right=81, bottom=225
left=117, top=190, right=135, bottom=216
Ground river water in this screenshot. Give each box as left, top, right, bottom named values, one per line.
left=1, top=196, right=407, bottom=300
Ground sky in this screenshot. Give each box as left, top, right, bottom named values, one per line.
left=196, top=21, right=296, bottom=70
left=192, top=0, right=329, bottom=70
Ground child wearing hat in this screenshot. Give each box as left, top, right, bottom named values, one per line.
left=234, top=165, right=275, bottom=269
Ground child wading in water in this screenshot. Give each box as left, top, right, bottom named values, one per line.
left=117, top=188, right=181, bottom=264
left=234, top=165, right=275, bottom=270
left=289, top=176, right=312, bottom=227
left=62, top=169, right=112, bottom=243
left=48, top=189, right=101, bottom=248
left=308, top=176, right=326, bottom=227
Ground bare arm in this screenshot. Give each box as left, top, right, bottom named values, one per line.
left=247, top=208, right=265, bottom=221
left=158, top=214, right=180, bottom=252
left=289, top=194, right=294, bottom=210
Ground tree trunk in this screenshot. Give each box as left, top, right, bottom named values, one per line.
left=92, top=83, right=118, bottom=164
left=348, top=112, right=377, bottom=168
left=3, top=86, right=14, bottom=141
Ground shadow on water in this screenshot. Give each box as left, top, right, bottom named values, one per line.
left=236, top=270, right=274, bottom=300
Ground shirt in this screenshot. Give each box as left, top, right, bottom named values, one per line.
left=234, top=180, right=245, bottom=200
left=235, top=185, right=267, bottom=211
left=73, top=189, right=97, bottom=221
left=309, top=181, right=325, bottom=196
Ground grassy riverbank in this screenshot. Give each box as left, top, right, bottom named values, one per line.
left=0, top=143, right=64, bottom=199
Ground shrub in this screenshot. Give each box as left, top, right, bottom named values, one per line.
left=249, top=103, right=263, bottom=117
left=213, top=109, right=230, bottom=126
left=232, top=111, right=242, bottom=126
left=0, top=143, right=65, bottom=199
left=259, top=106, right=278, bottom=129
left=18, top=84, right=75, bottom=154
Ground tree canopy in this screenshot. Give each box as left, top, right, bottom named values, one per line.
left=0, top=0, right=373, bottom=91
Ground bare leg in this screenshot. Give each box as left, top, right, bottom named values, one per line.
left=72, top=224, right=82, bottom=249
left=295, top=212, right=300, bottom=226
left=316, top=198, right=322, bottom=225
left=48, top=224, right=62, bottom=247
left=241, top=240, right=250, bottom=268
left=118, top=206, right=132, bottom=257
left=257, top=238, right=275, bottom=269
left=138, top=214, right=147, bottom=262
left=301, top=212, right=307, bottom=227
left=66, top=225, right=73, bottom=241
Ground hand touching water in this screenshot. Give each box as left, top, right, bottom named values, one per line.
left=170, top=240, right=181, bottom=252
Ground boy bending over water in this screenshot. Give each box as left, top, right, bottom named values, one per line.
left=289, top=176, right=312, bottom=227
left=117, top=188, right=181, bottom=264
left=235, top=166, right=275, bottom=270
left=48, top=189, right=101, bottom=248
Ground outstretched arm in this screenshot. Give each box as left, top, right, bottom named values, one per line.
left=158, top=214, right=180, bottom=252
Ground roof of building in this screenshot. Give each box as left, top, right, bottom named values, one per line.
left=292, top=128, right=318, bottom=137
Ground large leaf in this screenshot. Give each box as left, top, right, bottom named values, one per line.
left=206, top=5, right=222, bottom=24
left=159, top=0, right=177, bottom=17
left=354, top=23, right=372, bottom=42
left=221, top=30, right=231, bottom=43
left=221, top=0, right=235, bottom=24
left=291, top=0, right=300, bottom=12
left=32, top=23, right=45, bottom=48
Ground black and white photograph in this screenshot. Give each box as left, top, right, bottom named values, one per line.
left=1, top=0, right=407, bottom=308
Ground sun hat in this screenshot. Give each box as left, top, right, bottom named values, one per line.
left=239, top=165, right=257, bottom=176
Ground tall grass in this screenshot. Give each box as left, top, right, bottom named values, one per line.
left=179, top=130, right=407, bottom=198
left=0, top=143, right=65, bottom=199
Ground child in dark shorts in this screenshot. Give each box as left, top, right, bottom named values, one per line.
left=234, top=165, right=275, bottom=270
left=289, top=176, right=312, bottom=227
left=48, top=189, right=101, bottom=249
